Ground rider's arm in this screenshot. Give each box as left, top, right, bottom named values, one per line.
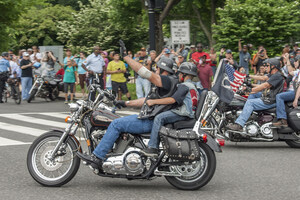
left=249, top=74, right=269, bottom=81
left=250, top=82, right=271, bottom=94
left=146, top=97, right=176, bottom=106
left=125, top=98, right=146, bottom=107
left=124, top=56, right=164, bottom=87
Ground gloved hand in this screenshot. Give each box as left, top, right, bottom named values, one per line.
left=115, top=100, right=127, bottom=109
left=119, top=40, right=128, bottom=58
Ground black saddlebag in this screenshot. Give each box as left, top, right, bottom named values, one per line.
left=159, top=126, right=200, bottom=161
left=287, top=108, right=300, bottom=131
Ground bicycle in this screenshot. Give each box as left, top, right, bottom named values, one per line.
left=4, top=78, right=21, bottom=104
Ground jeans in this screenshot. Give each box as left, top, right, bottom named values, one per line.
left=197, top=88, right=208, bottom=96
left=136, top=76, right=151, bottom=99
left=211, top=66, right=217, bottom=77
left=148, top=110, right=188, bottom=149
left=21, top=77, right=32, bottom=100
left=0, top=79, right=5, bottom=101
left=235, top=98, right=276, bottom=127
left=276, top=91, right=295, bottom=119
left=93, top=115, right=153, bottom=160
left=248, top=92, right=262, bottom=100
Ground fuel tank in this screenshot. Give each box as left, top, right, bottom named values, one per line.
left=91, top=110, right=120, bottom=127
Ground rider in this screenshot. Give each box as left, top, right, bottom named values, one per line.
left=0, top=52, right=11, bottom=103
left=76, top=45, right=177, bottom=168
left=142, top=62, right=199, bottom=156
left=273, top=54, right=300, bottom=127
left=226, top=58, right=284, bottom=133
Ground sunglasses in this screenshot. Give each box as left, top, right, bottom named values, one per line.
left=178, top=57, right=183, bottom=59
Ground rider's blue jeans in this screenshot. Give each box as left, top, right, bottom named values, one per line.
left=148, top=110, right=188, bottom=149
left=93, top=115, right=153, bottom=160
left=248, top=92, right=262, bottom=100
left=235, top=98, right=276, bottom=127
left=276, top=91, right=295, bottom=120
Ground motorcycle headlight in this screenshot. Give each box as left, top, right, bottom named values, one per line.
left=69, top=103, right=79, bottom=113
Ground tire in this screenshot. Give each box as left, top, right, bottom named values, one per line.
left=27, top=88, right=37, bottom=103
left=27, top=131, right=80, bottom=187
left=14, top=86, right=21, bottom=104
left=285, top=139, right=300, bottom=148
left=165, top=143, right=216, bottom=190
left=52, top=87, right=59, bottom=99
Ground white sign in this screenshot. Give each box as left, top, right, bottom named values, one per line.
left=170, top=20, right=190, bottom=44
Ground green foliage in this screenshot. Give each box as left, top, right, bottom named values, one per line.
left=12, top=4, right=74, bottom=50
left=0, top=0, right=45, bottom=51
left=213, top=0, right=300, bottom=56
left=57, top=0, right=148, bottom=54
left=47, top=0, right=90, bottom=10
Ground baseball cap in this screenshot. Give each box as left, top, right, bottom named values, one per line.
left=27, top=48, right=33, bottom=51
left=140, top=47, right=146, bottom=51
left=226, top=49, right=232, bottom=54
left=190, top=45, right=196, bottom=48
left=164, top=48, right=171, bottom=54
left=23, top=52, right=29, bottom=57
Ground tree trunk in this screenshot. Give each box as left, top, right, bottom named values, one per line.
left=192, top=6, right=213, bottom=47
left=210, top=0, right=216, bottom=45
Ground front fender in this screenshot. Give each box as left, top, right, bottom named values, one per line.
left=50, top=128, right=82, bottom=153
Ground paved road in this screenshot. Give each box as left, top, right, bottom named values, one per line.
left=0, top=99, right=299, bottom=200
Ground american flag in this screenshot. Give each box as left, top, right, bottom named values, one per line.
left=225, top=64, right=246, bottom=92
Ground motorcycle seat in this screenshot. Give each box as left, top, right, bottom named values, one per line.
left=172, top=119, right=196, bottom=130
left=262, top=107, right=276, bottom=113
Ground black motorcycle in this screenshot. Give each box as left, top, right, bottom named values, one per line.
left=197, top=89, right=300, bottom=148
left=27, top=79, right=223, bottom=190
left=27, top=74, right=60, bottom=103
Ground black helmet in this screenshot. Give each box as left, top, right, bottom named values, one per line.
left=157, top=57, right=174, bottom=74
left=178, top=62, right=198, bottom=76
left=1, top=52, right=9, bottom=57
left=264, top=58, right=281, bottom=70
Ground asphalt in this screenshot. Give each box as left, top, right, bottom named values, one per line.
left=0, top=99, right=299, bottom=200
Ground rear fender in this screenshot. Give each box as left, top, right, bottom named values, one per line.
left=205, top=134, right=222, bottom=153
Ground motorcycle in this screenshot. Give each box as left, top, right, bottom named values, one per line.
left=27, top=76, right=223, bottom=190
left=197, top=86, right=300, bottom=148
left=27, top=74, right=61, bottom=103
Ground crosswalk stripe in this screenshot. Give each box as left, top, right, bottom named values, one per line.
left=0, top=122, right=46, bottom=137
left=0, top=136, right=31, bottom=146
left=0, top=114, right=67, bottom=128
left=38, top=112, right=69, bottom=119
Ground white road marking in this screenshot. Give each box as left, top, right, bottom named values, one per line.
left=0, top=136, right=31, bottom=146
left=0, top=122, right=47, bottom=137
left=38, top=112, right=69, bottom=119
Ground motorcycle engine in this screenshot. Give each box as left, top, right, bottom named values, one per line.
left=245, top=122, right=260, bottom=136
left=260, top=122, right=273, bottom=138
left=102, top=147, right=145, bottom=176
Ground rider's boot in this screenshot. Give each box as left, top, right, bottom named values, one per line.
left=76, top=152, right=103, bottom=169
left=272, top=119, right=288, bottom=128
left=141, top=148, right=159, bottom=157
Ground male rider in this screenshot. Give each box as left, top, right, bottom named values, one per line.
left=143, top=62, right=199, bottom=156
left=226, top=58, right=284, bottom=133
left=76, top=46, right=177, bottom=169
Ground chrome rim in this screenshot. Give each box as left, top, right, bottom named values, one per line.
left=31, top=137, right=74, bottom=182
left=172, top=147, right=208, bottom=183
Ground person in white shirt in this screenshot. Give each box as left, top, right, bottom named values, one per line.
left=30, top=46, right=42, bottom=63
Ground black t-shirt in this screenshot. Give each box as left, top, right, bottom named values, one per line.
left=261, top=72, right=284, bottom=104
left=256, top=57, right=266, bottom=71
left=171, top=84, right=189, bottom=105
left=20, top=59, right=32, bottom=77
left=158, top=75, right=172, bottom=96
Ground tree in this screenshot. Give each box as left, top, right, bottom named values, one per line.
left=12, top=4, right=74, bottom=50
left=57, top=0, right=148, bottom=53
left=47, top=0, right=90, bottom=10
left=213, top=0, right=300, bottom=56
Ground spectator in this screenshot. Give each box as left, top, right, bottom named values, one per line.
left=238, top=39, right=251, bottom=74
left=177, top=44, right=189, bottom=61
left=42, top=51, right=57, bottom=76
left=253, top=65, right=266, bottom=86
left=9, top=55, right=21, bottom=79
left=220, top=49, right=238, bottom=70
left=209, top=47, right=217, bottom=76
left=20, top=52, right=33, bottom=101
left=77, top=52, right=87, bottom=98
left=59, top=49, right=74, bottom=67
left=63, top=60, right=79, bottom=103
left=127, top=51, right=133, bottom=58
left=0, top=52, right=11, bottom=103
left=109, top=51, right=114, bottom=61
left=27, top=48, right=33, bottom=57
left=107, top=52, right=131, bottom=100
left=196, top=55, right=213, bottom=93
left=30, top=46, right=42, bottom=63
left=253, top=46, right=268, bottom=74
left=82, top=46, right=106, bottom=101
left=291, top=44, right=299, bottom=57
left=101, top=51, right=109, bottom=89
left=17, top=49, right=26, bottom=64
left=155, top=48, right=170, bottom=62
left=135, top=47, right=151, bottom=99
left=147, top=50, right=157, bottom=72
left=219, top=46, right=226, bottom=61
left=191, top=43, right=211, bottom=65
left=175, top=53, right=185, bottom=68
left=187, top=45, right=196, bottom=61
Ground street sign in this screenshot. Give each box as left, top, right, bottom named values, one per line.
left=170, top=20, right=190, bottom=44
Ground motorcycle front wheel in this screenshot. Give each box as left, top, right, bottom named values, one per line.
left=27, top=88, right=37, bottom=103
left=14, top=86, right=21, bottom=104
left=27, top=131, right=80, bottom=187
left=165, top=142, right=216, bottom=190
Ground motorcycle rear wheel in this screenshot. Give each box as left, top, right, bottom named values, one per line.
left=285, top=138, right=300, bottom=148
left=165, top=143, right=216, bottom=190
left=27, top=131, right=80, bottom=186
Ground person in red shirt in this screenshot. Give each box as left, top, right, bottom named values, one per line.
left=197, top=55, right=213, bottom=92
left=192, top=43, right=211, bottom=65
left=56, top=66, right=65, bottom=79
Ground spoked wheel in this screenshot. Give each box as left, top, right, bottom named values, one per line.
left=14, top=86, right=21, bottom=104
left=165, top=143, right=216, bottom=190
left=27, top=88, right=37, bottom=103
left=285, top=132, right=300, bottom=148
left=27, top=131, right=80, bottom=186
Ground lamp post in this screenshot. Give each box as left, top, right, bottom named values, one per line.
left=147, top=0, right=156, bottom=51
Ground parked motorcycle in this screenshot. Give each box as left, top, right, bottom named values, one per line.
left=27, top=77, right=223, bottom=190
left=27, top=74, right=61, bottom=103
left=197, top=88, right=300, bottom=148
